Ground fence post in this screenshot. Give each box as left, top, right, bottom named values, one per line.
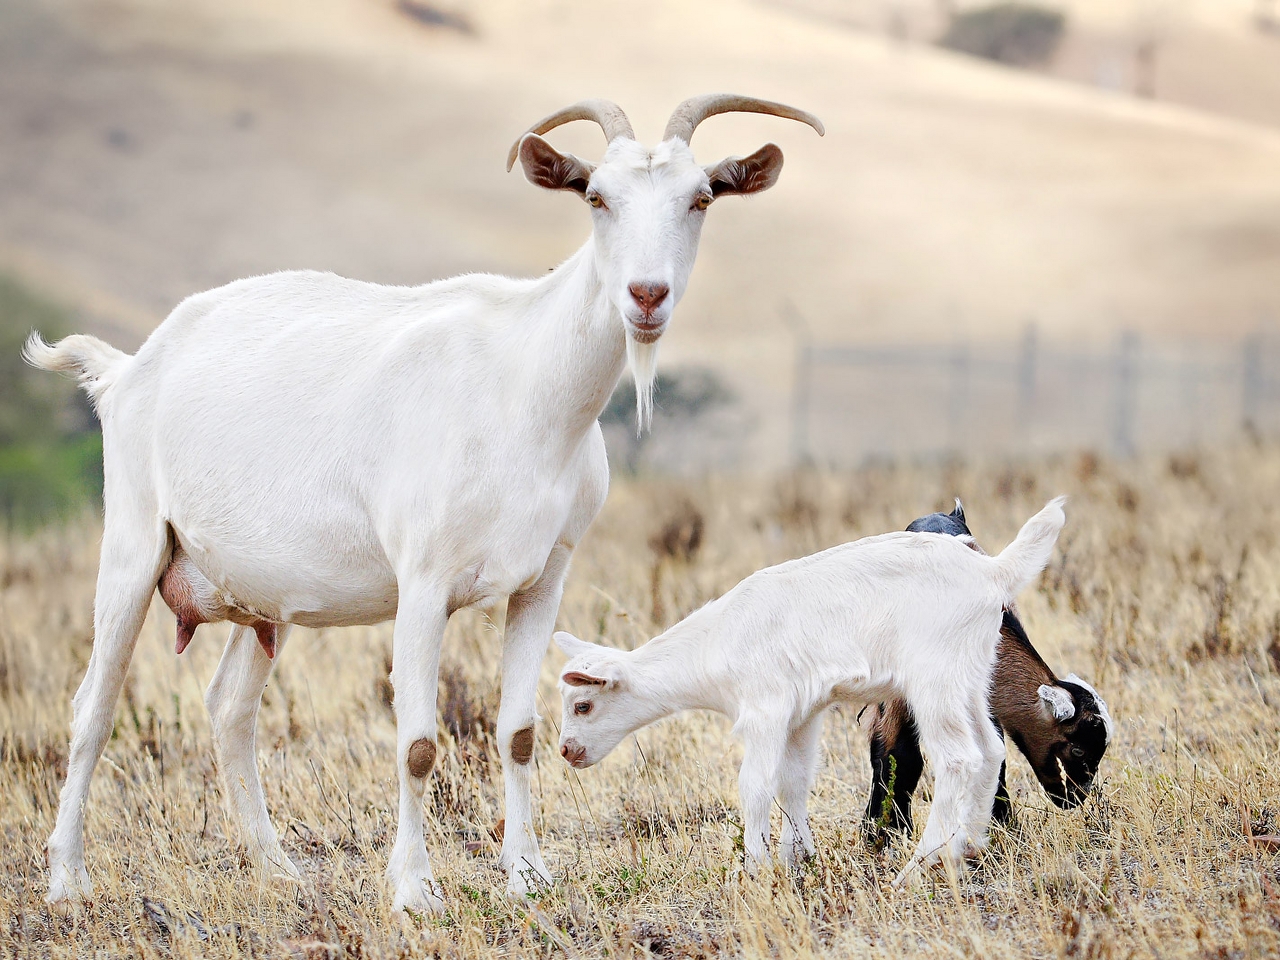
left=1243, top=330, right=1263, bottom=437
left=1113, top=330, right=1139, bottom=457
left=947, top=339, right=970, bottom=454
left=781, top=302, right=812, bottom=466
left=1017, top=323, right=1038, bottom=450
left=1178, top=347, right=1199, bottom=448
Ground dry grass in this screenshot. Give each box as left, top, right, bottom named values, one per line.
left=4, top=446, right=1280, bottom=958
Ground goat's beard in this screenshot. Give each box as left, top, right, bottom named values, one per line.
left=625, top=334, right=659, bottom=435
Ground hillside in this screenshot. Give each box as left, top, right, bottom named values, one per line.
left=773, top=0, right=1280, bottom=131
left=1, top=0, right=1278, bottom=460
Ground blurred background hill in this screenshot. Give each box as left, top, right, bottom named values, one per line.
left=1, top=0, right=1278, bottom=494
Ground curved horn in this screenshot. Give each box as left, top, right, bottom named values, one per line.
left=506, top=99, right=635, bottom=171
left=663, top=94, right=825, bottom=144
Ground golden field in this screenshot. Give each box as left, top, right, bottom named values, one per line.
left=3, top=445, right=1280, bottom=958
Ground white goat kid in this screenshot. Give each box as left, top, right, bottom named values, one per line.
left=556, top=498, right=1068, bottom=884
left=26, top=95, right=824, bottom=914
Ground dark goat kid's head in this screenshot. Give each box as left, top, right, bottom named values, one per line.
left=906, top=499, right=971, bottom=539
left=1031, top=675, right=1113, bottom=808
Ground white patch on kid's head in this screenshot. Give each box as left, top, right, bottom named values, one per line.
left=1064, top=673, right=1114, bottom=742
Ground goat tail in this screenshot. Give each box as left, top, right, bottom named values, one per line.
left=23, top=332, right=129, bottom=406
left=990, top=496, right=1067, bottom=602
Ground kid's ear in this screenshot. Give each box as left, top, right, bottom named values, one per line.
left=1038, top=684, right=1077, bottom=722
left=555, top=632, right=624, bottom=688
left=554, top=631, right=598, bottom=658
left=562, top=663, right=625, bottom=689
left=563, top=670, right=609, bottom=687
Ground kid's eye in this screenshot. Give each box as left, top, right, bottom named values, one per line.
left=574, top=702, right=592, bottom=715
left=586, top=193, right=606, bottom=209
left=691, top=193, right=712, bottom=211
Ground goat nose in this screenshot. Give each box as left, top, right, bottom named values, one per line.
left=560, top=744, right=569, bottom=759
left=628, top=282, right=669, bottom=313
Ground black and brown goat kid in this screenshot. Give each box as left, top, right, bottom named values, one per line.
left=862, top=501, right=1113, bottom=849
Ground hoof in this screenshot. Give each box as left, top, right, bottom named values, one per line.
left=891, top=868, right=918, bottom=891
left=247, top=845, right=303, bottom=884
left=742, top=853, right=771, bottom=878
left=894, top=853, right=965, bottom=890
left=781, top=839, right=816, bottom=872
left=392, top=877, right=446, bottom=916
left=892, top=856, right=927, bottom=891
left=266, top=852, right=303, bottom=883
left=387, top=844, right=445, bottom=915
left=47, top=862, right=92, bottom=914
left=505, top=857, right=553, bottom=900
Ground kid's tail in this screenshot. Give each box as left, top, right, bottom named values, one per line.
left=991, top=496, right=1067, bottom=602
left=23, top=333, right=129, bottom=406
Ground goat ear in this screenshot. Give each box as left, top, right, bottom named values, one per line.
left=518, top=134, right=595, bottom=195
left=554, top=631, right=598, bottom=658
left=562, top=670, right=609, bottom=687
left=555, top=632, right=623, bottom=688
left=1038, top=684, right=1077, bottom=722
left=704, top=143, right=784, bottom=197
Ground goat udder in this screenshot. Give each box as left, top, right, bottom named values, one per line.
left=158, top=554, right=216, bottom=654
left=159, top=550, right=279, bottom=659
left=253, top=621, right=278, bottom=659
left=174, top=616, right=199, bottom=656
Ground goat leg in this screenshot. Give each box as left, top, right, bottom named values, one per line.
left=863, top=701, right=925, bottom=850
left=988, top=718, right=1013, bottom=826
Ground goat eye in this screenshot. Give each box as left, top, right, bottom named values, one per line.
left=574, top=702, right=592, bottom=715
left=1070, top=746, right=1086, bottom=759
left=692, top=194, right=712, bottom=211
left=586, top=193, right=605, bottom=209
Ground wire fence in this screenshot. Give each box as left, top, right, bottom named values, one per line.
left=788, top=324, right=1280, bottom=465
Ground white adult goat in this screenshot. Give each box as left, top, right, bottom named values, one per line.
left=556, top=498, right=1067, bottom=885
left=26, top=94, right=823, bottom=914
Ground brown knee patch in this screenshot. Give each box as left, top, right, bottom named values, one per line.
left=406, top=738, right=437, bottom=778
left=510, top=725, right=535, bottom=764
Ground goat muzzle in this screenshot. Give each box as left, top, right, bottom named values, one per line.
left=559, top=740, right=588, bottom=767
left=628, top=282, right=669, bottom=316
